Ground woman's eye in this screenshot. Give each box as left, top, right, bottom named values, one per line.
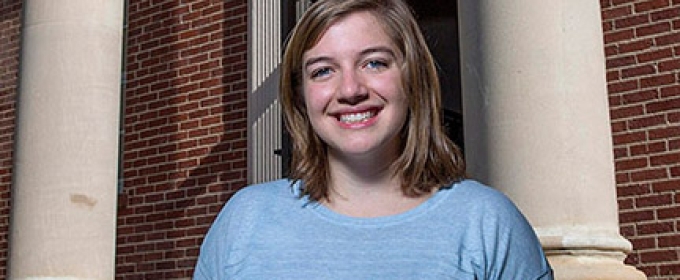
left=366, top=60, right=388, bottom=70
left=311, top=67, right=332, bottom=78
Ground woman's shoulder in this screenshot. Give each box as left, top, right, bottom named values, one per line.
left=228, top=179, right=299, bottom=204
left=441, top=179, right=527, bottom=224
left=443, top=180, right=551, bottom=277
left=446, top=180, right=515, bottom=205
left=210, top=179, right=299, bottom=229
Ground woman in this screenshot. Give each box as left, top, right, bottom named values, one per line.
left=194, top=0, right=553, bottom=279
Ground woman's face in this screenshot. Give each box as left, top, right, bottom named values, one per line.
left=301, top=11, right=408, bottom=161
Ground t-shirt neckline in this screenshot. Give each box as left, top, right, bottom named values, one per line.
left=296, top=181, right=456, bottom=227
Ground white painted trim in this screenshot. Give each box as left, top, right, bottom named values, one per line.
left=247, top=0, right=284, bottom=183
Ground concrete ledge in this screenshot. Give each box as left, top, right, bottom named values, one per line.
left=549, top=255, right=647, bottom=280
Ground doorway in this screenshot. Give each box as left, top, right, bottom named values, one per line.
left=408, top=0, right=463, bottom=149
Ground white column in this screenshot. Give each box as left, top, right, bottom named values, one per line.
left=247, top=0, right=283, bottom=183
left=247, top=0, right=312, bottom=183
left=9, top=0, right=124, bottom=279
left=457, top=0, right=646, bottom=279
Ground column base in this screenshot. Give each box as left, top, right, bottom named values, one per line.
left=538, top=228, right=647, bottom=279
left=549, top=255, right=647, bottom=280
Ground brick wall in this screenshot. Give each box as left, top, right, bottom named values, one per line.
left=602, top=0, right=680, bottom=278
left=0, top=0, right=21, bottom=277
left=117, top=0, right=248, bottom=278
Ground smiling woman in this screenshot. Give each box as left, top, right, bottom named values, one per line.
left=301, top=11, right=408, bottom=180
left=194, top=0, right=554, bottom=279
left=280, top=0, right=466, bottom=202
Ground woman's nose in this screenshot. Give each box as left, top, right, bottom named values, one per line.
left=338, top=70, right=368, bottom=104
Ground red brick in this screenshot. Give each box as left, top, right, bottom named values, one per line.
left=615, top=14, right=651, bottom=29
left=654, top=31, right=680, bottom=47
left=621, top=64, right=656, bottom=78
left=671, top=138, right=680, bottom=150
left=659, top=263, right=680, bottom=277
left=613, top=131, right=647, bottom=145
left=608, top=79, right=639, bottom=94
left=629, top=141, right=668, bottom=156
left=629, top=115, right=667, bottom=130
left=630, top=167, right=669, bottom=181
left=618, top=183, right=652, bottom=196
left=620, top=209, right=655, bottom=223
left=611, top=0, right=633, bottom=5
left=650, top=152, right=680, bottom=166
left=611, top=104, right=645, bottom=119
left=616, top=172, right=632, bottom=184
left=622, top=39, right=655, bottom=54
left=603, top=5, right=633, bottom=19
left=638, top=265, right=657, bottom=277
left=640, top=73, right=677, bottom=88
left=607, top=70, right=621, bottom=82
left=640, top=249, right=679, bottom=263
left=612, top=120, right=627, bottom=133
left=649, top=125, right=680, bottom=139
left=637, top=48, right=675, bottom=63
left=605, top=29, right=636, bottom=43
left=628, top=236, right=657, bottom=249
left=637, top=221, right=675, bottom=235
left=620, top=223, right=636, bottom=237
left=635, top=193, right=673, bottom=207
left=603, top=20, right=614, bottom=32
left=622, top=89, right=659, bottom=104
left=634, top=0, right=671, bottom=13
left=616, top=157, right=649, bottom=171
left=651, top=6, right=680, bottom=20
left=635, top=22, right=672, bottom=37
left=657, top=204, right=680, bottom=219
left=658, top=58, right=680, bottom=72
left=645, top=98, right=680, bottom=114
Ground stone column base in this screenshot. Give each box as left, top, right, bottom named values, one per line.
left=549, top=255, right=647, bottom=280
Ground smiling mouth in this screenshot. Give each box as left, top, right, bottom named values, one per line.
left=338, top=111, right=376, bottom=124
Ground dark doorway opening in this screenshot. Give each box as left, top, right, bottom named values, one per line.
left=408, top=0, right=464, bottom=150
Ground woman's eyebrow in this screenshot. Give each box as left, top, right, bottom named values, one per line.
left=304, top=56, right=333, bottom=69
left=359, top=46, right=396, bottom=58
left=303, top=46, right=397, bottom=69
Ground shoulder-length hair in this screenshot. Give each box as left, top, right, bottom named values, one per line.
left=280, top=0, right=466, bottom=201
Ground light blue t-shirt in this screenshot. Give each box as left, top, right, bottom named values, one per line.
left=194, top=179, right=553, bottom=279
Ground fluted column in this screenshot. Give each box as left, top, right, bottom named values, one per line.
left=9, top=0, right=124, bottom=279
left=457, top=0, right=646, bottom=279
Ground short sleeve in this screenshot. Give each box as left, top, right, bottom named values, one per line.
left=192, top=188, right=256, bottom=280
left=478, top=186, right=554, bottom=279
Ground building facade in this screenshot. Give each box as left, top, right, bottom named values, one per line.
left=0, top=0, right=678, bottom=279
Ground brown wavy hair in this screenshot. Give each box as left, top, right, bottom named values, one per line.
left=280, top=0, right=466, bottom=202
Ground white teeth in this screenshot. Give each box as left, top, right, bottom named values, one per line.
left=339, top=111, right=374, bottom=123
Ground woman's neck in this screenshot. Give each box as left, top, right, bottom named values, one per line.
left=326, top=143, right=400, bottom=195
left=323, top=149, right=431, bottom=218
